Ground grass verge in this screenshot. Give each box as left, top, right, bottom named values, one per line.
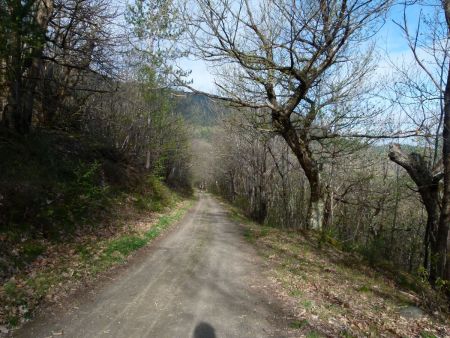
left=0, top=192, right=194, bottom=333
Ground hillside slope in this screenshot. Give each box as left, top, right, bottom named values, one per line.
left=0, top=129, right=193, bottom=332
left=227, top=204, right=450, bottom=338
left=173, top=92, right=230, bottom=126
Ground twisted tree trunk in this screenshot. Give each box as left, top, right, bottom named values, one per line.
left=273, top=112, right=324, bottom=230
left=388, top=144, right=443, bottom=284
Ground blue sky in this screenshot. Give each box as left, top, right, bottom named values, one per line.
left=120, top=1, right=439, bottom=94
left=381, top=2, right=420, bottom=53
left=180, top=1, right=429, bottom=93
left=178, top=57, right=216, bottom=93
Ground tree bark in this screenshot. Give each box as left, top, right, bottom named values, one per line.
left=436, top=0, right=450, bottom=286
left=388, top=144, right=442, bottom=284
left=308, top=193, right=325, bottom=231
left=273, top=111, right=324, bottom=230
left=145, top=149, right=151, bottom=170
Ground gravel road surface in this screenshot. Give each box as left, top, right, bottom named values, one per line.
left=14, top=194, right=289, bottom=338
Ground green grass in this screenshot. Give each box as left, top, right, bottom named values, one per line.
left=3, top=281, right=20, bottom=299
left=6, top=315, right=19, bottom=327
left=340, top=330, right=357, bottom=338
left=289, top=289, right=303, bottom=297
left=243, top=228, right=255, bottom=243
left=260, top=226, right=270, bottom=237
left=25, top=272, right=63, bottom=298
left=1, top=196, right=194, bottom=329
left=133, top=176, right=180, bottom=213
left=95, top=200, right=194, bottom=271
left=105, top=236, right=147, bottom=257
left=75, top=244, right=92, bottom=262
left=102, top=204, right=191, bottom=262
left=242, top=224, right=272, bottom=244
left=290, top=319, right=309, bottom=329
left=306, top=330, right=324, bottom=338
left=357, top=285, right=371, bottom=293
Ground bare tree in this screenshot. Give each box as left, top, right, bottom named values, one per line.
left=388, top=0, right=450, bottom=286
left=0, top=0, right=122, bottom=132
left=37, top=0, right=121, bottom=127
left=1, top=0, right=53, bottom=133
left=183, top=0, right=390, bottom=229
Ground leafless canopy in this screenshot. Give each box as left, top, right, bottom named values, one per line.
left=184, top=0, right=389, bottom=118
left=182, top=0, right=391, bottom=229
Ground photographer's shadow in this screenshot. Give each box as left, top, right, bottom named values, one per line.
left=193, top=322, right=216, bottom=338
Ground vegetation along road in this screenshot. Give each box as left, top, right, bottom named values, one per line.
left=13, top=194, right=289, bottom=338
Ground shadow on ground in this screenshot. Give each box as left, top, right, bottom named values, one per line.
left=193, top=322, right=216, bottom=338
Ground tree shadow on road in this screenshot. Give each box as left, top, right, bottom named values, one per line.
left=193, top=322, right=216, bottom=338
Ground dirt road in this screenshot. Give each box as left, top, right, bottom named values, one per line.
left=14, top=194, right=288, bottom=338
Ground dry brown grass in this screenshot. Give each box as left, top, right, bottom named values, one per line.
left=233, top=209, right=449, bottom=338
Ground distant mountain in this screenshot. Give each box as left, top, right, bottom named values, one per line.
left=172, top=92, right=228, bottom=126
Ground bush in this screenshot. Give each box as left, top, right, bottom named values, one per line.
left=134, top=175, right=177, bottom=212
left=0, top=132, right=113, bottom=236
left=21, top=242, right=45, bottom=263
left=36, top=161, right=110, bottom=235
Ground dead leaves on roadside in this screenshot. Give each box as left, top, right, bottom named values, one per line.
left=250, top=226, right=449, bottom=338
left=0, top=199, right=190, bottom=333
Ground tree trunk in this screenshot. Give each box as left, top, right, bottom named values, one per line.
left=436, top=25, right=450, bottom=283
left=427, top=200, right=441, bottom=283
left=308, top=192, right=325, bottom=231
left=145, top=149, right=151, bottom=170
left=229, top=172, right=236, bottom=202
left=388, top=144, right=442, bottom=284
left=323, top=189, right=332, bottom=229
left=3, top=0, right=53, bottom=134
left=446, top=231, right=450, bottom=282
left=424, top=217, right=431, bottom=272
left=273, top=112, right=324, bottom=230
left=5, top=69, right=34, bottom=134
left=16, top=80, right=36, bottom=134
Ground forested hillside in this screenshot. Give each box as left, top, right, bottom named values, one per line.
left=0, top=0, right=195, bottom=330
left=0, top=0, right=449, bottom=335
left=174, top=92, right=224, bottom=126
